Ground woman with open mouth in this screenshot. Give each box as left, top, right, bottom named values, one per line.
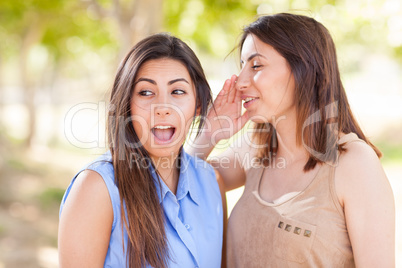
left=58, top=33, right=226, bottom=268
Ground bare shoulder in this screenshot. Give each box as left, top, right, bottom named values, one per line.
left=334, top=140, right=395, bottom=266
left=59, top=169, right=113, bottom=229
left=60, top=169, right=114, bottom=229
left=335, top=140, right=390, bottom=205
left=59, top=169, right=113, bottom=266
left=63, top=169, right=111, bottom=208
left=337, top=140, right=381, bottom=172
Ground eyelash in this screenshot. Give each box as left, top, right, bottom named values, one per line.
left=137, top=89, right=186, bottom=96
left=172, top=89, right=186, bottom=95
left=138, top=90, right=153, bottom=96
left=252, top=65, right=262, bottom=70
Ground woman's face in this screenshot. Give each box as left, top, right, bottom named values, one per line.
left=130, top=58, right=196, bottom=159
left=236, top=34, right=296, bottom=123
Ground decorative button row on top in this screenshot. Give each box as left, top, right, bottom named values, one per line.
left=278, top=221, right=312, bottom=237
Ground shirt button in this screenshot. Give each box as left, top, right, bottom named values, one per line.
left=185, top=224, right=190, bottom=230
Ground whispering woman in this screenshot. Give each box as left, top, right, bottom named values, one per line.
left=191, top=13, right=395, bottom=267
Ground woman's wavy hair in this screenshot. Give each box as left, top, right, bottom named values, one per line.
left=239, top=13, right=381, bottom=170
left=107, top=33, right=212, bottom=267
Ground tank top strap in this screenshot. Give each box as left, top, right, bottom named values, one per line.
left=244, top=165, right=265, bottom=193
left=327, top=132, right=365, bottom=215
left=338, top=132, right=364, bottom=145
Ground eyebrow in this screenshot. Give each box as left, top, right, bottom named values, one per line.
left=134, top=77, right=189, bottom=85
left=241, top=53, right=266, bottom=64
left=135, top=78, right=156, bottom=85
left=168, top=78, right=189, bottom=85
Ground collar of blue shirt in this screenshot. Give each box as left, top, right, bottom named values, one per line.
left=151, top=148, right=200, bottom=206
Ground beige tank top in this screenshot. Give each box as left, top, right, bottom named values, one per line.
left=227, top=133, right=361, bottom=267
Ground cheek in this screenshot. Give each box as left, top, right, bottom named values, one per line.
left=253, top=71, right=263, bottom=83
left=131, top=117, right=149, bottom=143
left=179, top=94, right=197, bottom=113
left=131, top=105, right=151, bottom=140
left=179, top=98, right=197, bottom=134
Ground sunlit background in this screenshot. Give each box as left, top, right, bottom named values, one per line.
left=0, top=0, right=401, bottom=267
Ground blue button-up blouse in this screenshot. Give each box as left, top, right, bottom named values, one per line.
left=60, top=149, right=223, bottom=268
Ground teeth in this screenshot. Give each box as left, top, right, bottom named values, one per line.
left=244, top=97, right=256, bottom=103
left=153, top=125, right=173, bottom=129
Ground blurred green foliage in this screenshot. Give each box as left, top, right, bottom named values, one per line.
left=1, top=0, right=401, bottom=66
left=0, top=0, right=401, bottom=146
left=0, top=0, right=116, bottom=61
left=378, top=142, right=402, bottom=164
left=164, top=0, right=257, bottom=55
left=38, top=187, right=65, bottom=211
left=6, top=157, right=47, bottom=176
left=162, top=0, right=402, bottom=69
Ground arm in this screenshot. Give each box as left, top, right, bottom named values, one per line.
left=189, top=75, right=249, bottom=191
left=208, top=132, right=255, bottom=191
left=215, top=169, right=227, bottom=268
left=335, top=142, right=395, bottom=267
left=58, top=170, right=113, bottom=268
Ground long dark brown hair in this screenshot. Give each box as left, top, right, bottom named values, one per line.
left=107, top=33, right=212, bottom=267
left=239, top=13, right=381, bottom=171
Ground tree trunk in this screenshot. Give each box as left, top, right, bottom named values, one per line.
left=0, top=54, right=3, bottom=119
left=113, top=0, right=163, bottom=62
left=87, top=0, right=164, bottom=64
left=0, top=54, right=4, bottom=144
left=19, top=21, right=43, bottom=148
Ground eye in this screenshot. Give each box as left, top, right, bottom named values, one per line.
left=172, top=89, right=186, bottom=95
left=138, top=90, right=154, bottom=96
left=252, top=65, right=262, bottom=70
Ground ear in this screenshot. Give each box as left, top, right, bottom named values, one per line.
left=195, top=105, right=201, bottom=116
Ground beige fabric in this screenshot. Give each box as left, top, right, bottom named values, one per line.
left=227, top=133, right=362, bottom=267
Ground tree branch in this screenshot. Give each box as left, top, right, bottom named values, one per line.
left=82, top=0, right=109, bottom=19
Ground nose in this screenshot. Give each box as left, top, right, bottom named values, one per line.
left=235, top=68, right=249, bottom=91
left=154, top=105, right=171, bottom=117
left=153, top=92, right=172, bottom=117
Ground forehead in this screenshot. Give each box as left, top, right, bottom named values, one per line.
left=242, top=35, right=257, bottom=51
left=241, top=34, right=270, bottom=59
left=137, top=58, right=191, bottom=80
left=241, top=34, right=288, bottom=65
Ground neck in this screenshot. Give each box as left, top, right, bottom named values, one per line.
left=272, top=108, right=308, bottom=164
left=151, top=152, right=180, bottom=194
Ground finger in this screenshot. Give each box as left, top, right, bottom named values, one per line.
left=234, top=75, right=241, bottom=101
left=227, top=74, right=237, bottom=103
left=234, top=79, right=243, bottom=114
left=214, top=79, right=230, bottom=109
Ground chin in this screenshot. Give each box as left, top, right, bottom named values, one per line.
left=248, top=111, right=271, bottom=124
left=146, top=140, right=184, bottom=160
left=248, top=109, right=281, bottom=125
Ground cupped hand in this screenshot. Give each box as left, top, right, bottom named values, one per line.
left=203, top=75, right=249, bottom=144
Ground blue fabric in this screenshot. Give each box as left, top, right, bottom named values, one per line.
left=59, top=149, right=223, bottom=268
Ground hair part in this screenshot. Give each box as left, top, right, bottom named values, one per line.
left=239, top=13, right=381, bottom=171
left=107, top=33, right=212, bottom=267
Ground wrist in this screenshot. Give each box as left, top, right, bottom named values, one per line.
left=195, top=128, right=215, bottom=148
left=186, top=128, right=216, bottom=160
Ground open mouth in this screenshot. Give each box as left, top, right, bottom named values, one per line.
left=243, top=97, right=259, bottom=108
left=151, top=125, right=176, bottom=144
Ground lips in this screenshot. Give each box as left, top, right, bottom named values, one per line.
left=242, top=96, right=259, bottom=109
left=151, top=125, right=176, bottom=144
